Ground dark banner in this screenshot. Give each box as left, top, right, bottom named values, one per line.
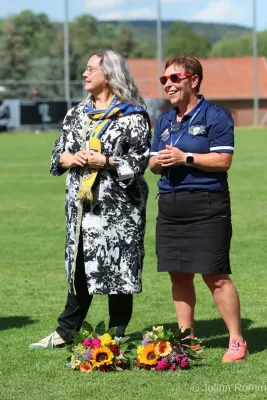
left=20, top=100, right=80, bottom=125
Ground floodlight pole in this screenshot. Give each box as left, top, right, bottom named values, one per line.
left=157, top=0, right=163, bottom=100
left=64, top=0, right=71, bottom=111
left=252, top=0, right=259, bottom=125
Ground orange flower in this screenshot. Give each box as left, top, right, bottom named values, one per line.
left=138, top=343, right=159, bottom=365
left=80, top=362, right=93, bottom=373
left=155, top=341, right=172, bottom=357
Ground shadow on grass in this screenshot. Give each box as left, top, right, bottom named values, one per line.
left=137, top=318, right=267, bottom=354
left=0, top=316, right=37, bottom=331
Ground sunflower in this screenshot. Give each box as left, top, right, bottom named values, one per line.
left=155, top=341, right=172, bottom=357
left=91, top=346, right=114, bottom=368
left=138, top=343, right=159, bottom=365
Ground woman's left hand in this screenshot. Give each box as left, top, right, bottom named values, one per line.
left=86, top=151, right=106, bottom=169
left=157, top=145, right=186, bottom=167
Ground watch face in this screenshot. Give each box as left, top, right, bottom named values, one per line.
left=186, top=155, right=194, bottom=164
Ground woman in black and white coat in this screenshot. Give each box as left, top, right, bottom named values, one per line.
left=29, top=49, right=151, bottom=349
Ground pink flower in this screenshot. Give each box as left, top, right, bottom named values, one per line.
left=175, top=354, right=182, bottom=363
left=180, top=357, right=190, bottom=369
left=155, top=359, right=169, bottom=371
left=170, top=364, right=178, bottom=371
left=91, top=338, right=101, bottom=348
left=82, top=338, right=91, bottom=347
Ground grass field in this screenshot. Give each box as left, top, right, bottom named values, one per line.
left=1, top=128, right=267, bottom=400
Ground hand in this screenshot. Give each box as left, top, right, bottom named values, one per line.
left=86, top=151, right=106, bottom=169
left=157, top=145, right=186, bottom=167
left=72, top=151, right=91, bottom=167
left=59, top=151, right=90, bottom=169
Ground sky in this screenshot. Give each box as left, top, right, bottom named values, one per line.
left=1, top=0, right=267, bottom=31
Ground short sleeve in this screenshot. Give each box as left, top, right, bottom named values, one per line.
left=209, top=109, right=234, bottom=154
left=150, top=115, right=162, bottom=156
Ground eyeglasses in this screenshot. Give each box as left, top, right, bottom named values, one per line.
left=84, top=66, right=99, bottom=74
left=159, top=73, right=193, bottom=85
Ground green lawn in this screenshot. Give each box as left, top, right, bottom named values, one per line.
left=1, top=129, right=267, bottom=400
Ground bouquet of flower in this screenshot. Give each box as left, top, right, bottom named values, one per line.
left=136, top=325, right=203, bottom=372
left=67, top=321, right=132, bottom=372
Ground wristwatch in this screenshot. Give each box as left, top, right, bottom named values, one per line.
left=185, top=152, right=194, bottom=166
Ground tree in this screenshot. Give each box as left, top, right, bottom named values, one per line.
left=115, top=24, right=136, bottom=58
left=0, top=17, right=31, bottom=97
left=210, top=30, right=267, bottom=58
left=13, top=10, right=55, bottom=59
left=70, top=14, right=98, bottom=57
left=0, top=17, right=30, bottom=80
left=164, top=21, right=211, bottom=58
left=210, top=35, right=252, bottom=57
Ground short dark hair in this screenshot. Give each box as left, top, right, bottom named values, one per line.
left=165, top=56, right=203, bottom=92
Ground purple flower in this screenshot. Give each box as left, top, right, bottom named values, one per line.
left=83, top=349, right=92, bottom=361
left=170, top=364, right=178, bottom=371
left=142, top=338, right=152, bottom=347
left=155, top=359, right=169, bottom=371
left=180, top=357, right=190, bottom=369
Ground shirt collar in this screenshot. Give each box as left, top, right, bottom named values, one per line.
left=167, top=94, right=205, bottom=122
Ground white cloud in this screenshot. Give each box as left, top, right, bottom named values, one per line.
left=98, top=11, right=125, bottom=20
left=84, top=0, right=126, bottom=12
left=187, top=0, right=246, bottom=24
left=98, top=8, right=156, bottom=21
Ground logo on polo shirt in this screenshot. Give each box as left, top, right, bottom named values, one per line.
left=160, top=128, right=170, bottom=142
left=188, top=125, right=206, bottom=136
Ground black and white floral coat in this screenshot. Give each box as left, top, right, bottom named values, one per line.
left=50, top=103, right=151, bottom=295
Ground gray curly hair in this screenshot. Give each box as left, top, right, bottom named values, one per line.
left=89, top=49, right=146, bottom=108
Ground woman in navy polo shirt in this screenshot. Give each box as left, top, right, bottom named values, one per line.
left=150, top=56, right=248, bottom=363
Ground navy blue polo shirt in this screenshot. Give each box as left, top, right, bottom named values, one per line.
left=151, top=96, right=234, bottom=193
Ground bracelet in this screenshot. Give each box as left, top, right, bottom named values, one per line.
left=105, top=156, right=110, bottom=168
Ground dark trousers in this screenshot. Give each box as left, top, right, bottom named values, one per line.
left=56, top=236, right=133, bottom=343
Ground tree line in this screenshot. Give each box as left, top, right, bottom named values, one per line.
left=0, top=10, right=266, bottom=99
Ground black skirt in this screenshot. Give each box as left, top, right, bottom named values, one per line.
left=156, top=190, right=232, bottom=274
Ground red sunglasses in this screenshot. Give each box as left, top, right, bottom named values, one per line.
left=159, top=72, right=193, bottom=85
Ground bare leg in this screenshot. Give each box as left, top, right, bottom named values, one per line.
left=169, top=272, right=196, bottom=337
left=202, top=274, right=243, bottom=340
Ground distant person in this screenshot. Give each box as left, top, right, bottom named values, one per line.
left=29, top=49, right=151, bottom=349
left=31, top=87, right=42, bottom=99
left=149, top=55, right=248, bottom=363
left=30, top=88, right=45, bottom=133
left=0, top=97, right=10, bottom=133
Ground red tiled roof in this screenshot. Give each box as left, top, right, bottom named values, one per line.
left=126, top=57, right=267, bottom=100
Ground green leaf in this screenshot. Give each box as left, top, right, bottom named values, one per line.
left=72, top=332, right=83, bottom=345
left=107, top=327, right=116, bottom=337
left=82, top=321, right=94, bottom=333
left=177, top=328, right=192, bottom=340
left=181, top=338, right=201, bottom=346
left=117, top=335, right=130, bottom=344
left=94, top=321, right=105, bottom=335
left=115, top=354, right=126, bottom=360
